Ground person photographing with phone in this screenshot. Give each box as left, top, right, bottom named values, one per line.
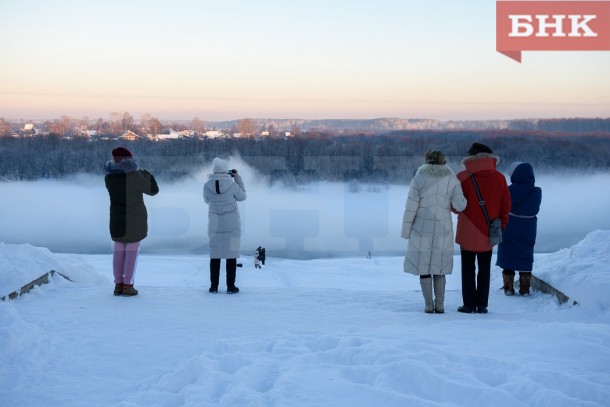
left=203, top=158, right=247, bottom=294
left=104, top=147, right=159, bottom=297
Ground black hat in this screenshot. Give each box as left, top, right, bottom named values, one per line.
left=467, top=142, right=493, bottom=156
left=112, top=147, right=133, bottom=162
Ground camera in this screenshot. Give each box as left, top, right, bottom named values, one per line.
left=228, top=169, right=237, bottom=177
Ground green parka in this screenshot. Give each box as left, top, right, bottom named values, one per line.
left=104, top=159, right=159, bottom=243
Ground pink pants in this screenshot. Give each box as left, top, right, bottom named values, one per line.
left=113, top=241, right=141, bottom=284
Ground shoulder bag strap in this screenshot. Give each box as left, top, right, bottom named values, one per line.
left=215, top=180, right=221, bottom=194
left=469, top=172, right=492, bottom=226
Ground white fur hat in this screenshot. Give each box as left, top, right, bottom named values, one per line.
left=507, top=161, right=524, bottom=177
left=212, top=157, right=230, bottom=174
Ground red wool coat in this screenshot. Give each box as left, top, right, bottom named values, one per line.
left=455, top=154, right=511, bottom=252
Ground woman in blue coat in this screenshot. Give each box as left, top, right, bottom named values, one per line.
left=496, top=162, right=542, bottom=295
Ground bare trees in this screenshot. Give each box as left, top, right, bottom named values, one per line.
left=139, top=113, right=163, bottom=137
left=0, top=118, right=11, bottom=136
left=122, top=112, right=135, bottom=131
left=59, top=115, right=73, bottom=137
left=108, top=112, right=122, bottom=136
left=191, top=117, right=205, bottom=135
left=150, top=117, right=163, bottom=137
left=236, top=118, right=257, bottom=137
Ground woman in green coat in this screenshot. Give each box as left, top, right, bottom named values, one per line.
left=105, top=147, right=159, bottom=296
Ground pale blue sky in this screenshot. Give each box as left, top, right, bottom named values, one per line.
left=1, top=0, right=609, bottom=120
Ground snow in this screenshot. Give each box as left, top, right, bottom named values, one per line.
left=533, top=230, right=610, bottom=313
left=2, top=232, right=610, bottom=406
left=0, top=242, right=106, bottom=295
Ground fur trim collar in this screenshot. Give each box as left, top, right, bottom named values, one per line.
left=417, top=164, right=453, bottom=177
left=104, top=159, right=139, bottom=174
left=460, top=153, right=500, bottom=167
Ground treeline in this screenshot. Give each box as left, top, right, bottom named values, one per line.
left=0, top=130, right=609, bottom=183
left=508, top=118, right=610, bottom=133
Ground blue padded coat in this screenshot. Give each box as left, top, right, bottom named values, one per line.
left=496, top=163, right=542, bottom=272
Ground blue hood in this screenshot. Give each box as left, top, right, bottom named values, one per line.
left=510, top=162, right=535, bottom=185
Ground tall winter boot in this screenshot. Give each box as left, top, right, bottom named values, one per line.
left=519, top=272, right=532, bottom=296
left=433, top=275, right=446, bottom=314
left=226, top=258, right=239, bottom=294
left=209, top=259, right=220, bottom=293
left=502, top=270, right=516, bottom=296
left=420, top=275, right=434, bottom=313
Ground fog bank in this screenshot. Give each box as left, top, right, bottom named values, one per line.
left=1, top=160, right=609, bottom=258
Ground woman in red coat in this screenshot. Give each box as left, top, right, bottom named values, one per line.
left=455, top=143, right=511, bottom=314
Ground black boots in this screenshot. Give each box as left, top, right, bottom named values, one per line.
left=226, top=259, right=239, bottom=294
left=209, top=259, right=220, bottom=293
left=502, top=270, right=516, bottom=296
left=457, top=305, right=476, bottom=314
left=210, top=259, right=239, bottom=294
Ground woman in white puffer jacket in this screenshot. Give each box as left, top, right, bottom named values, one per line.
left=401, top=150, right=467, bottom=313
left=204, top=157, right=247, bottom=294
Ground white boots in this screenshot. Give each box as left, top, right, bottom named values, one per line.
left=420, top=275, right=445, bottom=314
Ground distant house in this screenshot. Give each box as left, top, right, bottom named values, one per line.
left=180, top=129, right=198, bottom=138
left=284, top=131, right=292, bottom=138
left=21, top=123, right=38, bottom=136
left=156, top=130, right=183, bottom=141
left=76, top=130, right=97, bottom=138
left=260, top=131, right=270, bottom=137
left=118, top=131, right=141, bottom=141
left=205, top=130, right=225, bottom=139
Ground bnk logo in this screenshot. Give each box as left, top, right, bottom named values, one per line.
left=496, top=1, right=610, bottom=62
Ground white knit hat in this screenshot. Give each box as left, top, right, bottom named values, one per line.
left=507, top=161, right=524, bottom=177
left=212, top=157, right=230, bottom=174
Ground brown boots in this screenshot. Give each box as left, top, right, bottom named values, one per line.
left=519, top=272, right=532, bottom=296
left=502, top=270, right=516, bottom=296
left=122, top=284, right=139, bottom=296
left=503, top=270, right=532, bottom=296
left=114, top=284, right=138, bottom=296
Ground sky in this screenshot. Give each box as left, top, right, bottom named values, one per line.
left=1, top=0, right=609, bottom=121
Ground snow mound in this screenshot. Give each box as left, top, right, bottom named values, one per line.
left=0, top=243, right=107, bottom=296
left=534, top=230, right=610, bottom=311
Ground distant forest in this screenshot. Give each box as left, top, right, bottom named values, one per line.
left=1, top=130, right=609, bottom=184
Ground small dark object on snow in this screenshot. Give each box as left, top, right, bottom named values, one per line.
left=257, top=246, right=266, bottom=265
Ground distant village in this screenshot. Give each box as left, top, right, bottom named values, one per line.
left=1, top=115, right=609, bottom=141
left=5, top=118, right=293, bottom=141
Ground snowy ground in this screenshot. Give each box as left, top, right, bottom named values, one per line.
left=2, top=232, right=610, bottom=407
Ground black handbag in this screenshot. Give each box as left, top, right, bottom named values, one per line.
left=469, top=172, right=503, bottom=246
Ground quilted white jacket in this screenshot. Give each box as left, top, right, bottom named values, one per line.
left=401, top=164, right=466, bottom=275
